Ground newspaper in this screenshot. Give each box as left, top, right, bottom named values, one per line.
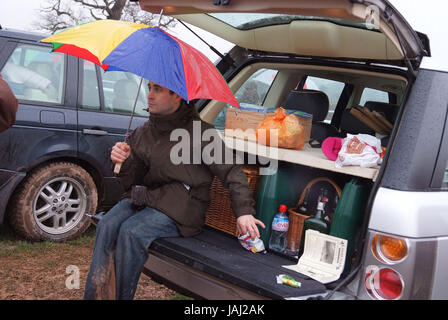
left=283, top=230, right=347, bottom=284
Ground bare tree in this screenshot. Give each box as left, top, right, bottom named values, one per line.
left=35, top=0, right=176, bottom=34
left=121, top=2, right=175, bottom=28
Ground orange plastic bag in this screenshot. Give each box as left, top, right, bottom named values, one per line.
left=256, top=107, right=305, bottom=150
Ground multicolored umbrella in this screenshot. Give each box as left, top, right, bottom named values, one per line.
left=40, top=19, right=240, bottom=108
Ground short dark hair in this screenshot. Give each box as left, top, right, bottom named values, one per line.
left=168, top=90, right=187, bottom=104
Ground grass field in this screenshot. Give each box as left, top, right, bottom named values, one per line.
left=0, top=223, right=191, bottom=300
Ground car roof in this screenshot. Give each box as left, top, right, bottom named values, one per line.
left=0, top=27, right=49, bottom=42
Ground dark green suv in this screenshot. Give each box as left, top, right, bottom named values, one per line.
left=0, top=27, right=149, bottom=241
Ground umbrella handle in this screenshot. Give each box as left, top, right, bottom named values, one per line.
left=113, top=162, right=122, bottom=174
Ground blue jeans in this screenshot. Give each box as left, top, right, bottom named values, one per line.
left=84, top=199, right=179, bottom=300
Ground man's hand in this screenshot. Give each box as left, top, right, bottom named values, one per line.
left=236, top=214, right=265, bottom=240
left=111, top=142, right=131, bottom=164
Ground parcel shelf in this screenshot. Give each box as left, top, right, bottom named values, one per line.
left=221, top=133, right=379, bottom=181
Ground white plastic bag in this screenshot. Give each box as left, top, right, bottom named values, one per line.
left=335, top=134, right=382, bottom=168
left=238, top=232, right=266, bottom=253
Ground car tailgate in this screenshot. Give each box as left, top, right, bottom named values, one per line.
left=145, top=228, right=326, bottom=299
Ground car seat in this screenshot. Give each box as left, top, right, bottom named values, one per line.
left=23, top=61, right=55, bottom=101
left=363, top=101, right=399, bottom=124
left=339, top=101, right=399, bottom=147
left=284, top=89, right=339, bottom=147
left=339, top=109, right=375, bottom=136
left=364, top=101, right=399, bottom=147
left=28, top=61, right=53, bottom=81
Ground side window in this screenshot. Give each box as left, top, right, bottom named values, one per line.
left=100, top=70, right=148, bottom=116
left=235, top=69, right=278, bottom=107
left=81, top=61, right=100, bottom=110
left=359, top=87, right=389, bottom=106
left=213, top=68, right=278, bottom=130
left=304, top=76, right=345, bottom=122
left=0, top=44, right=65, bottom=104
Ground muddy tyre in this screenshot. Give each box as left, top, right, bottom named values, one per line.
left=9, top=162, right=97, bottom=242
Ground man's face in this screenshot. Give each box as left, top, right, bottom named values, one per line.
left=147, top=81, right=181, bottom=115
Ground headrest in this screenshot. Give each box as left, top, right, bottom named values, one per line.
left=284, top=90, right=329, bottom=122
left=310, top=122, right=340, bottom=146
left=339, top=109, right=375, bottom=135
left=364, top=101, right=398, bottom=123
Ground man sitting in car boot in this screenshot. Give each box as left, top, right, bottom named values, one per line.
left=83, top=80, right=265, bottom=300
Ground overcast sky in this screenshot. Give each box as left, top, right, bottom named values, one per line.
left=0, top=0, right=234, bottom=61
left=0, top=0, right=446, bottom=69
left=1, top=0, right=44, bottom=30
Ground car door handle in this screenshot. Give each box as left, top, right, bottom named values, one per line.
left=83, top=128, right=108, bottom=136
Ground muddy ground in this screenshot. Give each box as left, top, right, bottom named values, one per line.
left=0, top=224, right=188, bottom=300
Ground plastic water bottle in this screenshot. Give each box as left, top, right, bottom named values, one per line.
left=269, top=204, right=289, bottom=253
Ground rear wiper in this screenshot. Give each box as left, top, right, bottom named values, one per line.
left=213, top=0, right=231, bottom=5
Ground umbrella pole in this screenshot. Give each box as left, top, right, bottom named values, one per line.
left=113, top=77, right=145, bottom=174
left=156, top=9, right=164, bottom=27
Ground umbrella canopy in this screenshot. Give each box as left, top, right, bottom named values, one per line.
left=41, top=19, right=240, bottom=108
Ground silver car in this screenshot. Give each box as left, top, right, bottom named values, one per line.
left=134, top=0, right=447, bottom=300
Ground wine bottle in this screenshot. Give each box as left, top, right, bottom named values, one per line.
left=300, top=188, right=330, bottom=250
left=297, top=188, right=311, bottom=216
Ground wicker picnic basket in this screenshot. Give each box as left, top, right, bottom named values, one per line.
left=286, top=177, right=342, bottom=252
left=205, top=165, right=261, bottom=236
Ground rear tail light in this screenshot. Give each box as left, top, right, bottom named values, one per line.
left=365, top=266, right=404, bottom=300
left=371, top=233, right=408, bottom=264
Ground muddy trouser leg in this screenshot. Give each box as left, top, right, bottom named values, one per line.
left=83, top=199, right=136, bottom=300
left=114, top=207, right=180, bottom=300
